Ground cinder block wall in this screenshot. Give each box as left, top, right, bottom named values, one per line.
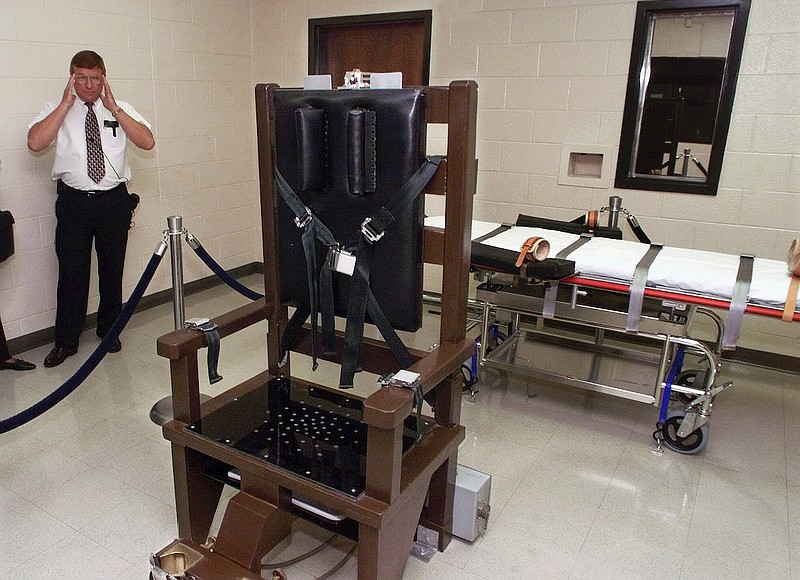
left=0, top=0, right=797, bottom=357
left=0, top=0, right=261, bottom=342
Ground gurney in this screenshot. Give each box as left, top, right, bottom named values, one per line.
left=425, top=208, right=799, bottom=454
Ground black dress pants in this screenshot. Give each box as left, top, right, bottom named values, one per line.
left=54, top=185, right=130, bottom=348
left=0, top=314, right=10, bottom=361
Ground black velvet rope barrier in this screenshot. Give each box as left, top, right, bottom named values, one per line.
left=189, top=240, right=264, bottom=300
left=0, top=251, right=164, bottom=434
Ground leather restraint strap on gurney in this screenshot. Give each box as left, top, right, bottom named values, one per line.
left=626, top=244, right=663, bottom=333
left=513, top=209, right=641, bottom=319
left=542, top=233, right=593, bottom=318
left=470, top=224, right=576, bottom=281
left=723, top=254, right=754, bottom=349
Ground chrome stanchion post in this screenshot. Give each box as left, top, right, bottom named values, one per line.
left=151, top=215, right=212, bottom=425
left=167, top=215, right=185, bottom=330
left=681, top=148, right=691, bottom=176
left=607, top=195, right=622, bottom=228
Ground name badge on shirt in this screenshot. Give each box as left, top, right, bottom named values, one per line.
left=104, top=120, right=119, bottom=137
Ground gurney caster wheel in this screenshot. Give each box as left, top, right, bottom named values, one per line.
left=661, top=411, right=708, bottom=454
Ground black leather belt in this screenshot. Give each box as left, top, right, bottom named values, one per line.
left=57, top=180, right=125, bottom=198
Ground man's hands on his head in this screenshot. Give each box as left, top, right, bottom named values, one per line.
left=61, top=74, right=77, bottom=108
left=99, top=75, right=118, bottom=113
left=27, top=73, right=77, bottom=151
left=29, top=68, right=155, bottom=152
left=99, top=75, right=155, bottom=150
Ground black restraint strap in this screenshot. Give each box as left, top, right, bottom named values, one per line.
left=275, top=169, right=338, bottom=369
left=359, top=156, right=443, bottom=243
left=187, top=320, right=223, bottom=384
left=320, top=258, right=336, bottom=355
left=473, top=224, right=511, bottom=244
left=627, top=214, right=651, bottom=244
left=279, top=302, right=310, bottom=364
left=340, top=156, right=443, bottom=388
left=276, top=170, right=412, bottom=370
left=202, top=323, right=223, bottom=384
left=276, top=158, right=441, bottom=384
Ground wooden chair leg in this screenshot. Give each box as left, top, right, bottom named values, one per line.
left=421, top=372, right=463, bottom=551
left=171, top=445, right=224, bottom=543
left=420, top=454, right=458, bottom=551
left=357, top=473, right=433, bottom=579
left=213, top=492, right=295, bottom=572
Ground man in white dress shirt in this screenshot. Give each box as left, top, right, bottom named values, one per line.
left=28, top=50, right=154, bottom=367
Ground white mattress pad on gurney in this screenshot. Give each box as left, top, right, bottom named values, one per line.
left=425, top=216, right=499, bottom=240
left=480, top=226, right=796, bottom=312
left=424, top=217, right=796, bottom=313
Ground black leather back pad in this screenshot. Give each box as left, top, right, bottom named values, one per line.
left=273, top=89, right=427, bottom=332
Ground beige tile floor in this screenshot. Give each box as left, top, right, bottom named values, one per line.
left=1, top=275, right=798, bottom=579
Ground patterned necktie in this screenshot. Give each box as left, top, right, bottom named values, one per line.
left=85, top=102, right=105, bottom=183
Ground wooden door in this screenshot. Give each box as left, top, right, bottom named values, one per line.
left=309, top=11, right=432, bottom=87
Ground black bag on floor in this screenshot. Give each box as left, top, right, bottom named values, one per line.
left=0, top=210, right=14, bottom=263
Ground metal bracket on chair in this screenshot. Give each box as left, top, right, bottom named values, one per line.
left=360, top=216, right=385, bottom=242
left=294, top=207, right=313, bottom=229
left=379, top=370, right=425, bottom=441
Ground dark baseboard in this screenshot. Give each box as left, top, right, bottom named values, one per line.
left=134, top=262, right=263, bottom=315
left=721, top=347, right=799, bottom=374
left=9, top=261, right=264, bottom=357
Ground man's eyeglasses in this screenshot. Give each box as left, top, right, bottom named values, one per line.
left=74, top=74, right=102, bottom=85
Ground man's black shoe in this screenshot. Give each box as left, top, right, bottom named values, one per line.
left=2, top=358, right=36, bottom=371
left=43, top=345, right=78, bottom=368
left=97, top=332, right=122, bottom=353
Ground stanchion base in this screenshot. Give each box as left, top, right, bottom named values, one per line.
left=150, top=395, right=211, bottom=426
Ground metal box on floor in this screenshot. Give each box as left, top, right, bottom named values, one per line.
left=453, top=464, right=491, bottom=542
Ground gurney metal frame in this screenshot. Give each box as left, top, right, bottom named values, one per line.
left=464, top=198, right=745, bottom=455
left=475, top=274, right=730, bottom=453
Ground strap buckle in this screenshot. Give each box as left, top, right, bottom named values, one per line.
left=387, top=370, right=421, bottom=389
left=360, top=217, right=385, bottom=242
left=185, top=317, right=213, bottom=331
left=327, top=245, right=356, bottom=276
left=379, top=370, right=425, bottom=442
left=294, top=207, right=313, bottom=229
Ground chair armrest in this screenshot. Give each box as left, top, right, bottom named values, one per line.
left=157, top=298, right=267, bottom=360
left=362, top=337, right=473, bottom=430
left=410, top=337, right=473, bottom=397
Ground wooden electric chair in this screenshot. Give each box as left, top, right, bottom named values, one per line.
left=153, top=80, right=477, bottom=579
